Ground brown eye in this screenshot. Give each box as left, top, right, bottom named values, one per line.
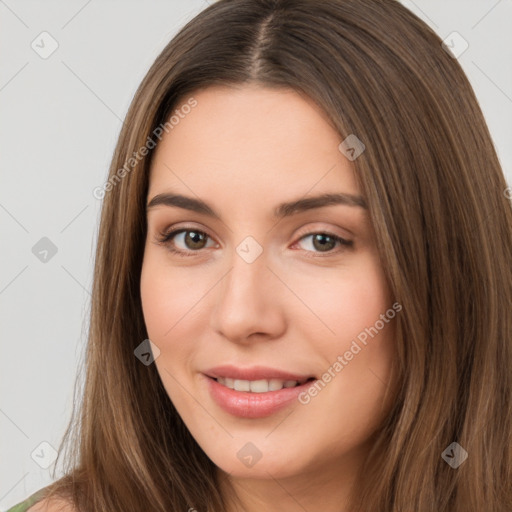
left=312, top=233, right=336, bottom=252
left=158, top=228, right=216, bottom=256
left=180, top=230, right=208, bottom=250
left=295, top=232, right=353, bottom=254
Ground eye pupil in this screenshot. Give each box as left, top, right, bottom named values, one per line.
left=186, top=231, right=207, bottom=249
left=313, top=233, right=335, bottom=252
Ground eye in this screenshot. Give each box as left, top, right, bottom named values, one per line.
left=156, top=228, right=217, bottom=257
left=294, top=232, right=353, bottom=255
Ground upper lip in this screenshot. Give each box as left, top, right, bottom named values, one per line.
left=204, top=365, right=315, bottom=382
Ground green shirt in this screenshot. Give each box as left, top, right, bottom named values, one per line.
left=5, top=489, right=46, bottom=512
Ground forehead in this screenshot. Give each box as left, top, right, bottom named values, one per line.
left=148, top=85, right=361, bottom=208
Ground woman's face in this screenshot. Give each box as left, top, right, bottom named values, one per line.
left=141, top=84, right=398, bottom=481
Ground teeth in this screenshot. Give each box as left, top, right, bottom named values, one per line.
left=216, top=377, right=301, bottom=392
left=249, top=379, right=269, bottom=393
left=269, top=379, right=285, bottom=391
left=234, top=379, right=250, bottom=392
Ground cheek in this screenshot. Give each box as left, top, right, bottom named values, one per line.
left=139, top=249, right=222, bottom=407
left=140, top=250, right=209, bottom=342
left=294, top=254, right=391, bottom=347
left=140, top=266, right=176, bottom=341
left=140, top=254, right=200, bottom=405
left=295, top=252, right=397, bottom=408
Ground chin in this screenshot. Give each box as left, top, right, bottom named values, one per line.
left=196, top=435, right=316, bottom=480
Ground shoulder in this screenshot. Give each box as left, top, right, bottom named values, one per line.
left=5, top=489, right=45, bottom=512
left=26, top=496, right=76, bottom=512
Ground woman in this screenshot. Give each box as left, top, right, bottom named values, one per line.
left=11, top=0, right=512, bottom=510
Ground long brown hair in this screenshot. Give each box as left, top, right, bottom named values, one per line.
left=41, top=0, right=512, bottom=510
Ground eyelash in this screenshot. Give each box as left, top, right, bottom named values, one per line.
left=155, top=227, right=353, bottom=258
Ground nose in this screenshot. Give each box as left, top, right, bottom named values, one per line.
left=210, top=246, right=287, bottom=344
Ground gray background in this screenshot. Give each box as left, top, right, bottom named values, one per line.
left=1, top=0, right=511, bottom=509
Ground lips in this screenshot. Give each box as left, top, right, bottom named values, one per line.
left=202, top=365, right=317, bottom=418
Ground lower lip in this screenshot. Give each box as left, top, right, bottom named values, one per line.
left=204, top=375, right=314, bottom=419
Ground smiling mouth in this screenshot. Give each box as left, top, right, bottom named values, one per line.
left=212, top=376, right=316, bottom=393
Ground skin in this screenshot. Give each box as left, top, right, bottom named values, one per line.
left=140, top=84, right=398, bottom=512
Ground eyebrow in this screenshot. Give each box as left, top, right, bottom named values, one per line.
left=146, top=191, right=367, bottom=219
